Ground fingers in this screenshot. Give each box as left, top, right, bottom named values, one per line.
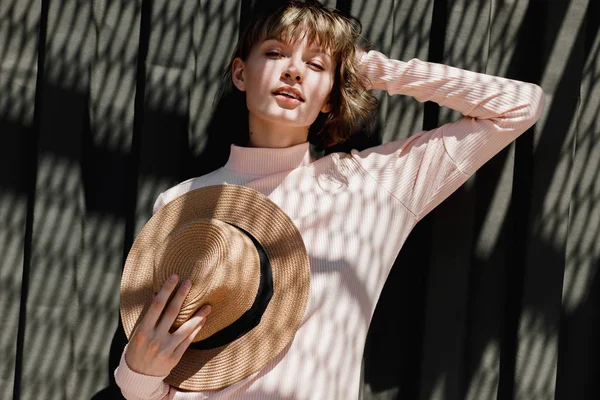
left=172, top=305, right=212, bottom=357
left=142, top=274, right=180, bottom=329
left=156, top=278, right=193, bottom=334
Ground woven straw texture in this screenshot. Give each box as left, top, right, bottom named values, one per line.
left=120, top=185, right=310, bottom=390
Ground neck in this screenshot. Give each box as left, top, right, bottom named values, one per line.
left=247, top=115, right=309, bottom=148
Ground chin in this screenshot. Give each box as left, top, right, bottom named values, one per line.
left=262, top=111, right=312, bottom=127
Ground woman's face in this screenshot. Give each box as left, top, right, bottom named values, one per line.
left=232, top=36, right=335, bottom=131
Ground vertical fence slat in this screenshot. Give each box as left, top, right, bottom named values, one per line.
left=0, top=0, right=42, bottom=399
left=557, top=1, right=600, bottom=399
left=21, top=0, right=95, bottom=397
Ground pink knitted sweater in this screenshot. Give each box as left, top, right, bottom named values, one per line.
left=114, top=50, right=544, bottom=399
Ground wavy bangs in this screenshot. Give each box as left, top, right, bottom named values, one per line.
left=239, top=2, right=357, bottom=62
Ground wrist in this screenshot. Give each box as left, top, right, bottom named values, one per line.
left=124, top=345, right=159, bottom=376
left=115, top=349, right=170, bottom=397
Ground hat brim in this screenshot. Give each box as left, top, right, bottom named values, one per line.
left=120, top=184, right=310, bottom=390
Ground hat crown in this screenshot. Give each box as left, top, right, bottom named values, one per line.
left=153, top=218, right=260, bottom=339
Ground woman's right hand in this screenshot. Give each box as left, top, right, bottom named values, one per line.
left=124, top=274, right=212, bottom=377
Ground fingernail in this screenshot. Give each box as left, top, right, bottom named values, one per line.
left=169, top=274, right=178, bottom=283
left=200, top=305, right=211, bottom=316
left=181, top=280, right=191, bottom=289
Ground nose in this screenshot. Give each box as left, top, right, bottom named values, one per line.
left=282, top=58, right=303, bottom=83
left=284, top=71, right=301, bottom=82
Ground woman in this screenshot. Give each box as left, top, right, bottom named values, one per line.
left=115, top=1, right=545, bottom=399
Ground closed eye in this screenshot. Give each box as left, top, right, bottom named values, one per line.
left=308, top=62, right=324, bottom=71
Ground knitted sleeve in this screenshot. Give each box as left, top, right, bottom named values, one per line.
left=114, top=345, right=172, bottom=400
left=350, top=51, right=545, bottom=220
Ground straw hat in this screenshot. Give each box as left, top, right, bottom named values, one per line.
left=120, top=184, right=310, bottom=391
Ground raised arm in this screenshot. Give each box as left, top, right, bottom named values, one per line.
left=351, top=50, right=545, bottom=220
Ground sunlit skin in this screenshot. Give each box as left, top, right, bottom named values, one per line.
left=231, top=37, right=335, bottom=148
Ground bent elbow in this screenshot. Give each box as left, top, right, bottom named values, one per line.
left=494, top=83, right=545, bottom=132
left=524, top=83, right=545, bottom=126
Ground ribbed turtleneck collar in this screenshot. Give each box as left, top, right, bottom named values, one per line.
left=223, top=142, right=313, bottom=177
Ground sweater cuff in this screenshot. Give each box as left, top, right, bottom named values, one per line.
left=114, top=345, right=170, bottom=400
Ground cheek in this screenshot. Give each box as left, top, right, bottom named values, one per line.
left=247, top=61, right=277, bottom=86
left=311, top=78, right=334, bottom=109
left=244, top=80, right=269, bottom=110
left=244, top=64, right=276, bottom=104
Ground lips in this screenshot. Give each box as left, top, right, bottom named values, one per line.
left=272, top=87, right=304, bottom=102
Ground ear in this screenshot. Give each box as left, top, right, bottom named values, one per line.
left=231, top=58, right=246, bottom=92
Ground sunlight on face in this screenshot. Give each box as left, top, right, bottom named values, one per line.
left=235, top=36, right=335, bottom=133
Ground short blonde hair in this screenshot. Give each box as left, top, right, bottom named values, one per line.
left=223, top=0, right=378, bottom=147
